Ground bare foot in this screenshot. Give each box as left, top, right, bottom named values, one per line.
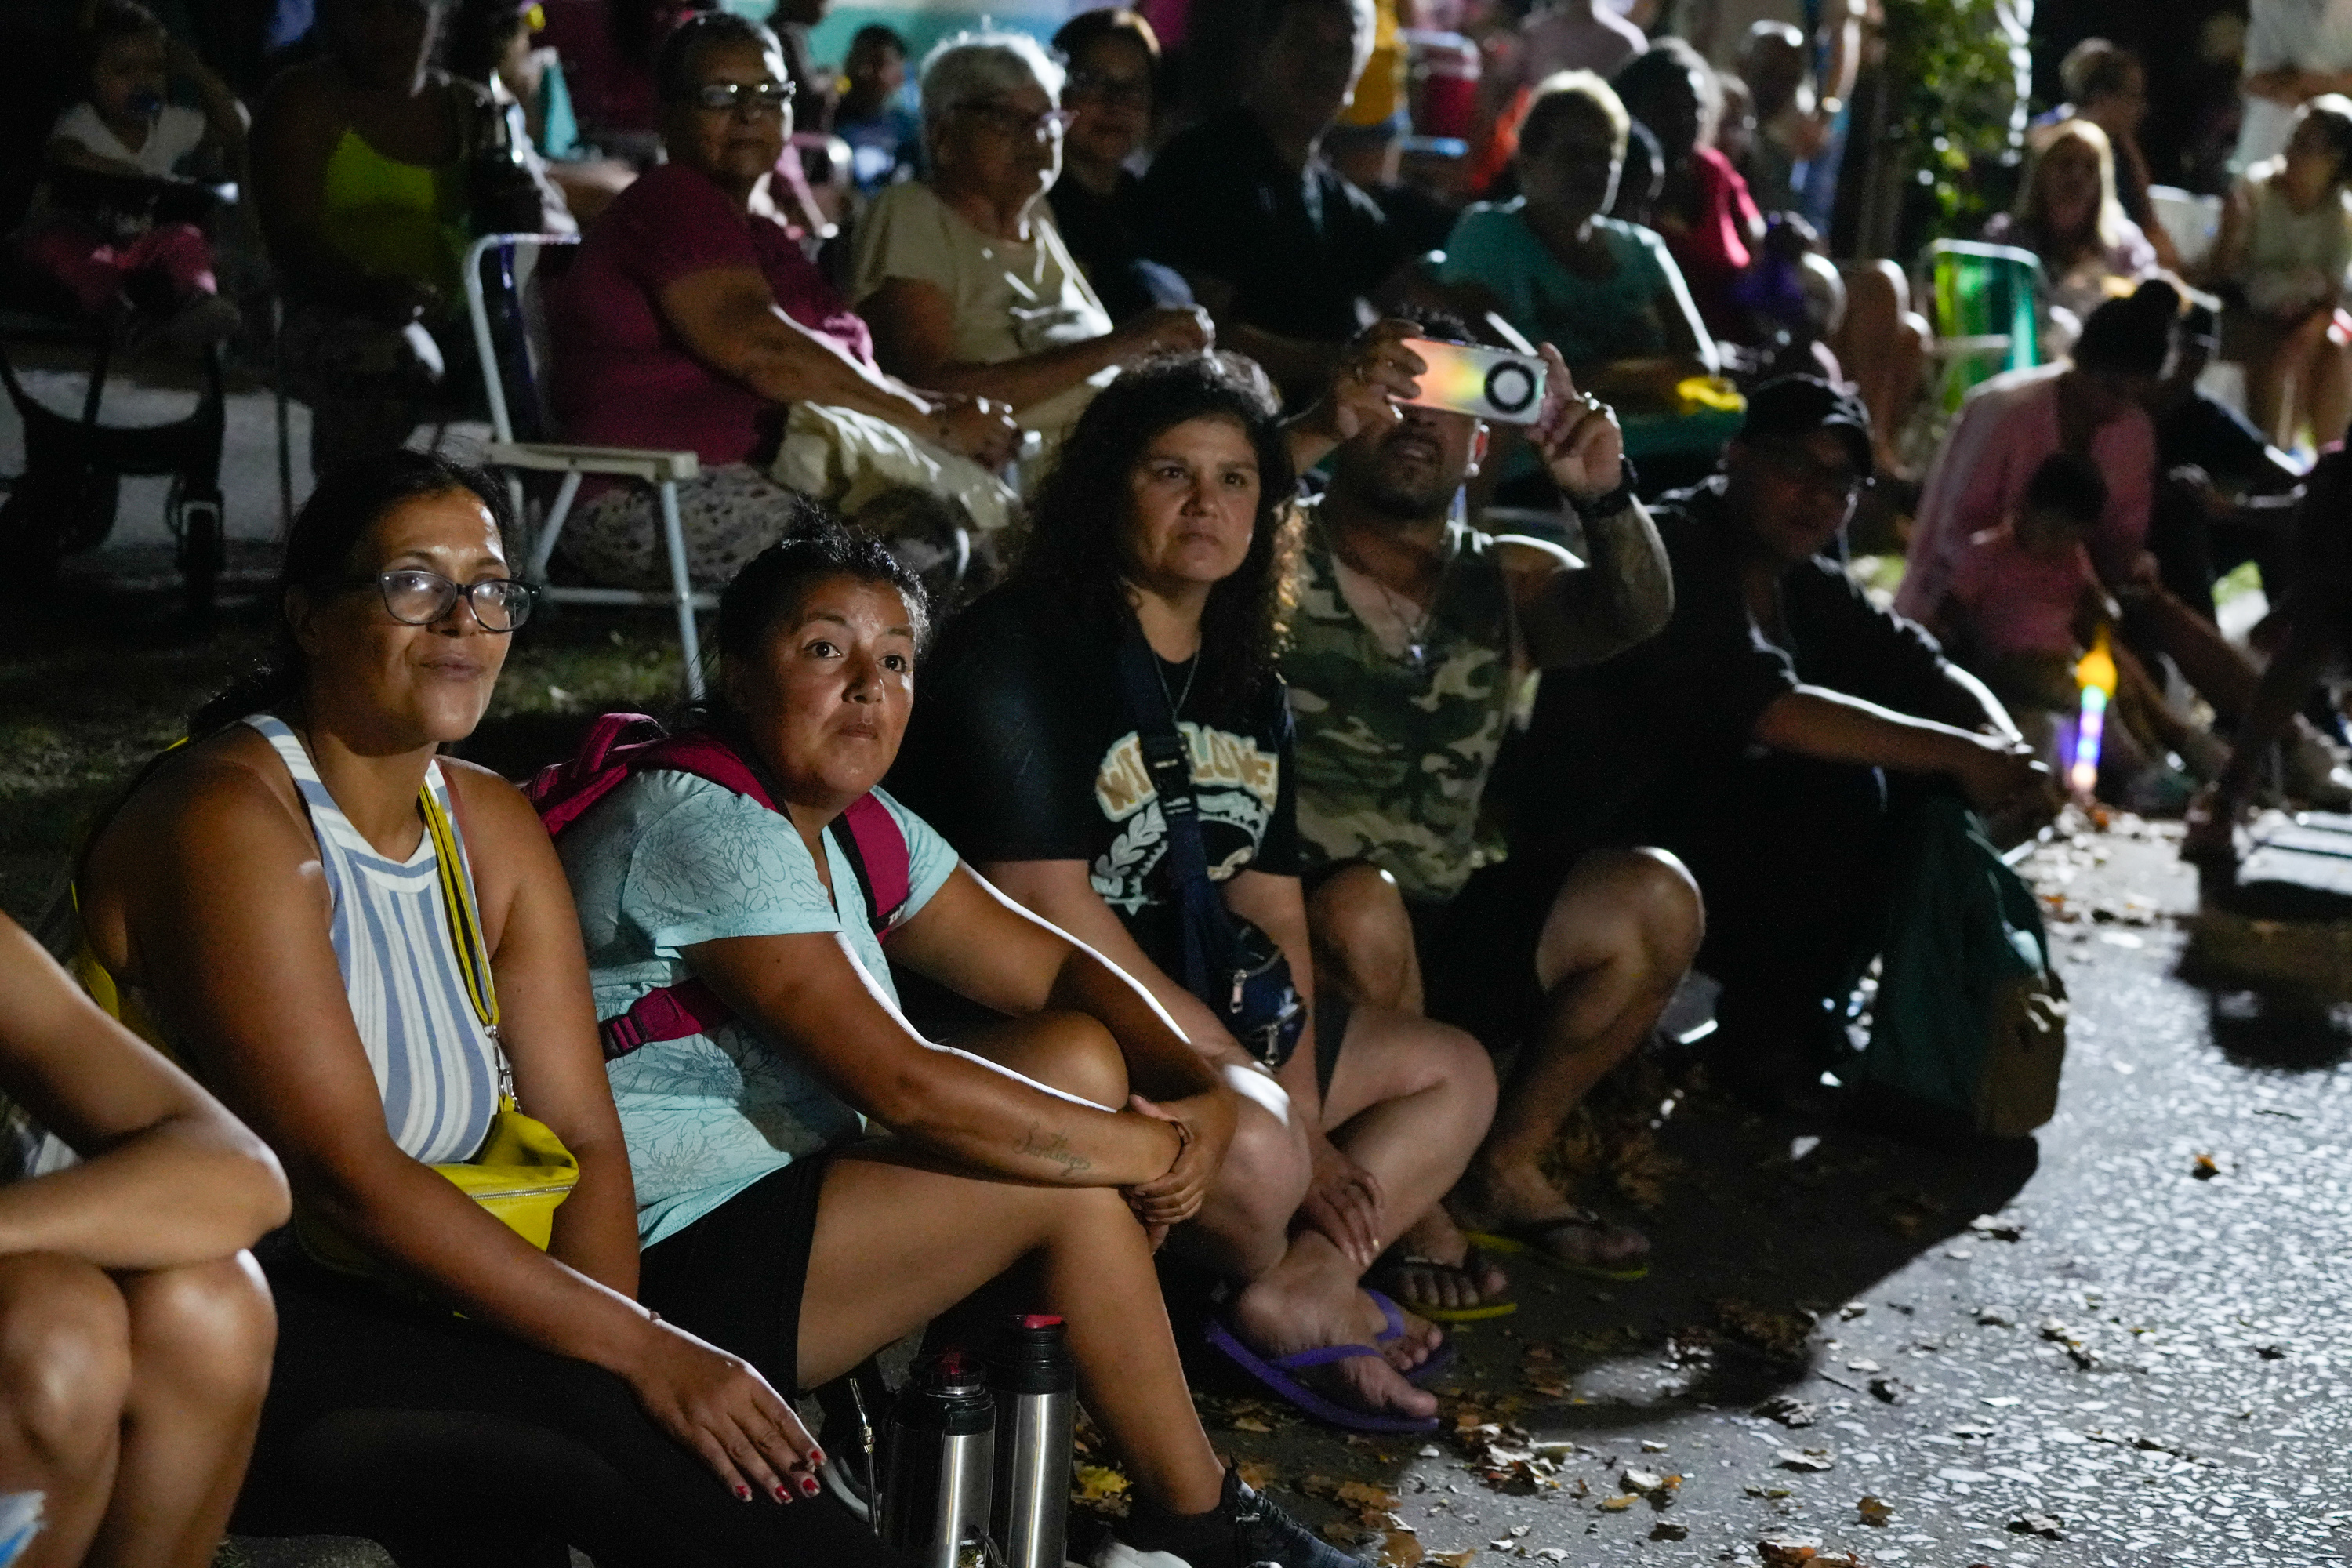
left=1449, top=1160, right=1651, bottom=1277
left=1229, top=1241, right=1440, bottom=1422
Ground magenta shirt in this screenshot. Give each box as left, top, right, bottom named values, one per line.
left=548, top=162, right=877, bottom=466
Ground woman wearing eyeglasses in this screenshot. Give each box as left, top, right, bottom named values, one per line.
left=74, top=451, right=906, bottom=1565
left=547, top=11, right=1022, bottom=593
left=851, top=29, right=1212, bottom=459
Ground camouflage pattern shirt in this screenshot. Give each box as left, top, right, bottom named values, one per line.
left=1283, top=502, right=1523, bottom=905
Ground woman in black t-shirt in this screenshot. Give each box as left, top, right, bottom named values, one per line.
left=895, top=353, right=1499, bottom=1435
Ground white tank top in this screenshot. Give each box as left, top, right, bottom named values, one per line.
left=250, top=714, right=499, bottom=1164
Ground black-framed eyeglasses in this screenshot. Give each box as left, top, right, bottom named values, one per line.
left=958, top=101, right=1073, bottom=142
left=1064, top=70, right=1152, bottom=109
left=1758, top=441, right=1872, bottom=503
left=690, top=79, right=795, bottom=115
left=339, top=570, right=538, bottom=631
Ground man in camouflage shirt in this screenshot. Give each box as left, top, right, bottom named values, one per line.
left=1283, top=325, right=1700, bottom=1307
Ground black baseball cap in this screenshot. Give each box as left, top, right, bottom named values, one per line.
left=1737, top=375, right=1874, bottom=478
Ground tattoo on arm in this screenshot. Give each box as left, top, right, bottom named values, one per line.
left=1015, top=1122, right=1092, bottom=1178
left=1530, top=504, right=1676, bottom=666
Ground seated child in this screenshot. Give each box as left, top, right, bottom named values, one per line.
left=1931, top=451, right=2218, bottom=803
left=1932, top=451, right=2110, bottom=713
left=16, top=0, right=245, bottom=350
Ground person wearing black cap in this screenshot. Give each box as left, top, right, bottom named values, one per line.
left=1499, top=374, right=2053, bottom=1109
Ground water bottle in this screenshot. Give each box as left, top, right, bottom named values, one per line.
left=989, top=1314, right=1076, bottom=1568
left=880, top=1350, right=996, bottom=1568
left=466, top=86, right=543, bottom=234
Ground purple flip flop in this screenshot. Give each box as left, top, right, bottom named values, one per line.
left=1203, top=1288, right=1443, bottom=1434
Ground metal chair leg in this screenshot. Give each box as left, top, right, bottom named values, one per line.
left=527, top=470, right=583, bottom=582
left=657, top=480, right=704, bottom=699
left=274, top=296, right=294, bottom=535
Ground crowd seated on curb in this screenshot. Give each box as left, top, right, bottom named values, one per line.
left=20, top=0, right=2352, bottom=1562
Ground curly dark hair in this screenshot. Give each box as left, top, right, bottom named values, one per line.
left=1014, top=352, right=1298, bottom=712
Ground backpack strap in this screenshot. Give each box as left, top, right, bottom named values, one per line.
left=598, top=975, right=735, bottom=1061
left=835, top=793, right=912, bottom=935
left=540, top=720, right=915, bottom=1058
left=526, top=711, right=668, bottom=837
left=1111, top=625, right=1225, bottom=1006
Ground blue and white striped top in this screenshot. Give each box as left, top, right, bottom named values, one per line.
left=250, top=714, right=500, bottom=1165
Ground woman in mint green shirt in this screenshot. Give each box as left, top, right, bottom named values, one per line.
left=1440, top=71, right=1717, bottom=423
left=561, top=522, right=1361, bottom=1568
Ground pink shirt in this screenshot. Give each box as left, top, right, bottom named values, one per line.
left=548, top=162, right=876, bottom=466
left=1946, top=523, right=2096, bottom=660
left=1895, top=364, right=2154, bottom=622
left=1658, top=147, right=1762, bottom=340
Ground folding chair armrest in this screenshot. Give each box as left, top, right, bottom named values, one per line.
left=485, top=441, right=702, bottom=485
left=1923, top=334, right=2014, bottom=360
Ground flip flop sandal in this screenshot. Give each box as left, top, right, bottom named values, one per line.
left=1369, top=1249, right=1519, bottom=1324
left=1360, top=1287, right=1460, bottom=1386
left=1202, top=1290, right=1442, bottom=1434
left=1460, top=1212, right=1651, bottom=1283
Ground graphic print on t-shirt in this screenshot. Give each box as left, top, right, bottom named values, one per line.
left=1091, top=720, right=1280, bottom=913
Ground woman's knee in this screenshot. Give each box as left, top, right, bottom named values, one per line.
left=118, top=1252, right=277, bottom=1412
left=1205, top=1098, right=1312, bottom=1233
left=1621, top=848, right=1705, bottom=968
left=0, top=1253, right=134, bottom=1467
left=996, top=1011, right=1131, bottom=1109
left=1420, top=1018, right=1497, bottom=1129
left=1306, top=862, right=1413, bottom=972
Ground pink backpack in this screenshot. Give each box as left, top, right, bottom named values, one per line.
left=527, top=712, right=911, bottom=1060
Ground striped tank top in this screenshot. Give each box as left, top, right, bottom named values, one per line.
left=250, top=714, right=499, bottom=1165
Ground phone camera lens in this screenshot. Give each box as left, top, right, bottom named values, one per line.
left=1485, top=361, right=1537, bottom=416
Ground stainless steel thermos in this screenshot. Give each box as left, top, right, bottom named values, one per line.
left=989, top=1314, right=1076, bottom=1568
left=879, top=1351, right=996, bottom=1568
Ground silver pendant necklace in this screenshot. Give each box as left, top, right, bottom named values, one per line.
left=1156, top=648, right=1201, bottom=717
left=1334, top=539, right=1440, bottom=673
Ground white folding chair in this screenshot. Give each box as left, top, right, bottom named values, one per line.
left=2147, top=184, right=2223, bottom=271
left=462, top=232, right=713, bottom=698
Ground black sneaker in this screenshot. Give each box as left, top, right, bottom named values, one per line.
left=1094, top=1465, right=1367, bottom=1568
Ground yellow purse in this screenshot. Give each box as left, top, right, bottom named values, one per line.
left=74, top=768, right=579, bottom=1280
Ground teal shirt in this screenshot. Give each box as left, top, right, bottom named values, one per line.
left=561, top=771, right=959, bottom=1245
left=1439, top=201, right=1737, bottom=465
left=1438, top=201, right=1695, bottom=368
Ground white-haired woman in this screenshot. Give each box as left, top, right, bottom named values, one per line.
left=851, top=30, right=1211, bottom=448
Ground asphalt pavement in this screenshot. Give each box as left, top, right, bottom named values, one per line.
left=1190, top=818, right=2352, bottom=1568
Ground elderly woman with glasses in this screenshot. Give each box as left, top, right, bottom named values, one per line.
left=851, top=29, right=1211, bottom=454
left=546, top=11, right=1022, bottom=591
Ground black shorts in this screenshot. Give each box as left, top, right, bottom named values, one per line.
left=1306, top=850, right=1599, bottom=1051
left=640, top=1152, right=836, bottom=1394
left=237, top=1216, right=902, bottom=1567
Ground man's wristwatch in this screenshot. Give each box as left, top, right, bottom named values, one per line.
left=1570, top=458, right=1639, bottom=521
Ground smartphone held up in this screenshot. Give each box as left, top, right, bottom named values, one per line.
left=1396, top=338, right=1548, bottom=425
